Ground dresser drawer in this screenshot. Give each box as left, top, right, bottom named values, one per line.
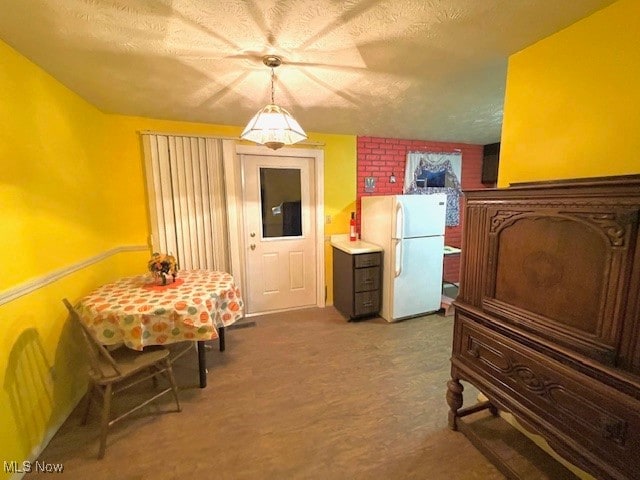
left=454, top=314, right=640, bottom=475
left=354, top=253, right=380, bottom=268
left=354, top=291, right=380, bottom=316
left=354, top=267, right=380, bottom=292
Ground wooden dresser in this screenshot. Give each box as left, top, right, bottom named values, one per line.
left=447, top=175, right=640, bottom=480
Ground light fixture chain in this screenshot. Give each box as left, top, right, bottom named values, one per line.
left=270, top=68, right=275, bottom=104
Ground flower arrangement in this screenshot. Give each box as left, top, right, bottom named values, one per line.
left=148, top=252, right=178, bottom=285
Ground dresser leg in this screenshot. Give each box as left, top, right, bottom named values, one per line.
left=446, top=377, right=464, bottom=431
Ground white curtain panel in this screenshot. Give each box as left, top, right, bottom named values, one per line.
left=404, top=151, right=462, bottom=192
left=142, top=134, right=230, bottom=272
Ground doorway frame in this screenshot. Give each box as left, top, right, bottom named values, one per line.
left=228, top=144, right=325, bottom=315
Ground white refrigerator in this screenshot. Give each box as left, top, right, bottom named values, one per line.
left=361, top=194, right=446, bottom=322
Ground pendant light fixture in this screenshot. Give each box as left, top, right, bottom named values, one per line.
left=240, top=55, right=307, bottom=150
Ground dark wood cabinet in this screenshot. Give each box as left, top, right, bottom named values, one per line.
left=447, top=175, right=640, bottom=480
left=481, top=142, right=500, bottom=185
left=333, top=248, right=382, bottom=320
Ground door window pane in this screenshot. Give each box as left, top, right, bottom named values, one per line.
left=260, top=168, right=302, bottom=237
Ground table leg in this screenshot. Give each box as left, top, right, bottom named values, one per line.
left=218, top=326, right=225, bottom=352
left=197, top=340, right=207, bottom=388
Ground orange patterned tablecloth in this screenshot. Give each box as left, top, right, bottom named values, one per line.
left=77, top=270, right=243, bottom=350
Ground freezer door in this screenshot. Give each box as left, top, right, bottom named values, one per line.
left=391, top=235, right=444, bottom=320
left=394, top=194, right=446, bottom=239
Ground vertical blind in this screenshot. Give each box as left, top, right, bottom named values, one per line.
left=142, top=134, right=230, bottom=272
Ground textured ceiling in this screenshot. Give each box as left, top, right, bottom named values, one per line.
left=0, top=0, right=616, bottom=144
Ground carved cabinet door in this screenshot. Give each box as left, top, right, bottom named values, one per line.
left=477, top=202, right=639, bottom=367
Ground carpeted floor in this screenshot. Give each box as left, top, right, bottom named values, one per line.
left=28, top=306, right=503, bottom=479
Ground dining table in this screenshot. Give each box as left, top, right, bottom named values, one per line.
left=76, top=269, right=244, bottom=388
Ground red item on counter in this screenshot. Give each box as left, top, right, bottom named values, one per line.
left=349, top=212, right=357, bottom=241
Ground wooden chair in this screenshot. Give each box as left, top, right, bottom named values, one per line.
left=62, top=299, right=181, bottom=458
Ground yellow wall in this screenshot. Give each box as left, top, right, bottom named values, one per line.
left=314, top=133, right=357, bottom=304
left=0, top=39, right=151, bottom=472
left=0, top=38, right=356, bottom=471
left=499, top=0, right=640, bottom=187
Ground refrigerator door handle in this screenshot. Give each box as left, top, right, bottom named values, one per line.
left=395, top=200, right=404, bottom=240
left=395, top=238, right=403, bottom=278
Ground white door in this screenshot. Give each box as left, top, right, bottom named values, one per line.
left=241, top=154, right=317, bottom=314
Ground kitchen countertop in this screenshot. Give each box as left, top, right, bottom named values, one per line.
left=330, top=234, right=383, bottom=254
left=331, top=235, right=461, bottom=256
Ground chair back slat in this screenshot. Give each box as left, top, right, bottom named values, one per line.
left=62, top=298, right=122, bottom=378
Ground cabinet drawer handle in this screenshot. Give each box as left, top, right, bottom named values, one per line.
left=362, top=301, right=373, bottom=307
left=363, top=279, right=373, bottom=284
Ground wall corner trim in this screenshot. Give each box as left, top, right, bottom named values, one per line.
left=0, top=245, right=148, bottom=306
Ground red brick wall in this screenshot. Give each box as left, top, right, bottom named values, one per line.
left=356, top=136, right=487, bottom=283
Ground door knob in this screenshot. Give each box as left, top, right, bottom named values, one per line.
left=250, top=232, right=256, bottom=237
left=250, top=244, right=256, bottom=250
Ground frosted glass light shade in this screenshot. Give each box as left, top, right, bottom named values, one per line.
left=240, top=104, right=307, bottom=150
